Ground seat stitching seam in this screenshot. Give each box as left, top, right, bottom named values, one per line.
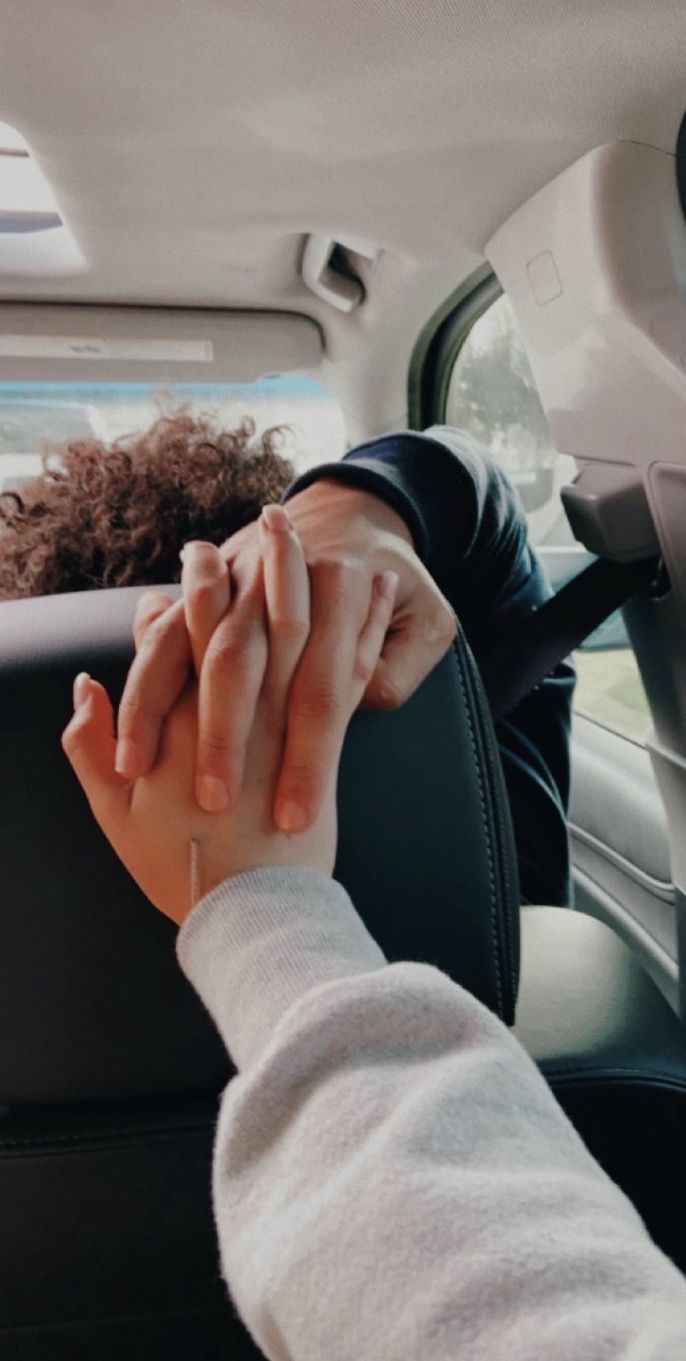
left=452, top=647, right=504, bottom=1018
left=0, top=1124, right=211, bottom=1152
left=471, top=663, right=517, bottom=1003
left=545, top=1065, right=686, bottom=1085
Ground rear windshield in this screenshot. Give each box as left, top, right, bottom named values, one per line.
left=0, top=378, right=346, bottom=493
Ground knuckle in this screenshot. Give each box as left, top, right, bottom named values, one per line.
left=270, top=615, right=309, bottom=644
left=353, top=652, right=376, bottom=689
left=207, top=631, right=252, bottom=677
left=139, top=608, right=183, bottom=657
left=61, top=721, right=78, bottom=754
left=198, top=730, right=231, bottom=759
left=425, top=602, right=457, bottom=648
left=329, top=555, right=361, bottom=579
left=134, top=590, right=168, bottom=629
left=440, top=611, right=459, bottom=646
left=291, top=680, right=341, bottom=722
left=118, top=693, right=161, bottom=726
left=62, top=714, right=89, bottom=755
left=138, top=587, right=171, bottom=611
left=314, top=557, right=365, bottom=601
left=373, top=676, right=405, bottom=710
left=279, top=762, right=318, bottom=806
left=186, top=579, right=220, bottom=613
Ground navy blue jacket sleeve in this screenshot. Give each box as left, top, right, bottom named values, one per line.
left=284, top=427, right=575, bottom=907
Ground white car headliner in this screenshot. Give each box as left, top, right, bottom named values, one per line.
left=1, top=1, right=685, bottom=434
left=2, top=0, right=685, bottom=300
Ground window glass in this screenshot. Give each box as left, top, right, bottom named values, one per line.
left=446, top=293, right=577, bottom=548
left=0, top=376, right=345, bottom=493
left=573, top=647, right=651, bottom=743
left=445, top=291, right=650, bottom=742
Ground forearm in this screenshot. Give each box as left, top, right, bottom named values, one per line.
left=286, top=428, right=575, bottom=902
left=283, top=429, right=473, bottom=574
left=178, top=868, right=686, bottom=1361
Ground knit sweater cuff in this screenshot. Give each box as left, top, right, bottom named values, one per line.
left=176, top=867, right=386, bottom=1070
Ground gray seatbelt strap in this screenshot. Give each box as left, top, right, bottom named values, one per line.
left=478, top=555, right=660, bottom=721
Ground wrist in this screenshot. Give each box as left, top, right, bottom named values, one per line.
left=286, top=478, right=414, bottom=548
left=187, top=804, right=338, bottom=918
left=177, top=867, right=386, bottom=1070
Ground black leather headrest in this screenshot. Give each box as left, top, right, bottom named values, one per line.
left=0, top=588, right=519, bottom=1106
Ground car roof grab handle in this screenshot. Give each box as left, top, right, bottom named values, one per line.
left=301, top=232, right=377, bottom=312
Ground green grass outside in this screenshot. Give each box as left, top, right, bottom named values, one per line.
left=573, top=648, right=651, bottom=742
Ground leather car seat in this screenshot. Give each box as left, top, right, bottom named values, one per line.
left=516, top=904, right=686, bottom=1272
left=1, top=587, right=685, bottom=1358
left=0, top=587, right=517, bottom=1360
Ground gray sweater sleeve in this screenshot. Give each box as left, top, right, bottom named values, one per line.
left=177, top=867, right=686, bottom=1361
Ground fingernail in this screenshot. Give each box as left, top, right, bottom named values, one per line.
left=180, top=540, right=212, bottom=565
left=378, top=570, right=399, bottom=601
left=261, top=503, right=291, bottom=532
left=115, top=739, right=142, bottom=780
left=196, top=775, right=230, bottom=813
left=276, top=801, right=309, bottom=834
left=73, top=672, right=91, bottom=709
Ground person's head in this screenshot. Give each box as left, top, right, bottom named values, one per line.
left=0, top=411, right=294, bottom=599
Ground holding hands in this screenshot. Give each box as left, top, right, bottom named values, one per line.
left=62, top=507, right=398, bottom=924
left=111, top=479, right=455, bottom=831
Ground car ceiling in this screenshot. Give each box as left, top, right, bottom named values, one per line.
left=1, top=0, right=685, bottom=435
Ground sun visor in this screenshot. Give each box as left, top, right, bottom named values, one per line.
left=0, top=306, right=323, bottom=384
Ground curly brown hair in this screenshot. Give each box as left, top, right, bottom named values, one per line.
left=0, top=411, right=295, bottom=599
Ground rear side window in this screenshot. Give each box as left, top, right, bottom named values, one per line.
left=442, top=290, right=650, bottom=744
left=446, top=293, right=577, bottom=548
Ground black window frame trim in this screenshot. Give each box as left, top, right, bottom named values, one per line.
left=408, top=265, right=500, bottom=431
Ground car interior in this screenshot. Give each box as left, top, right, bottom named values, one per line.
left=2, top=3, right=686, bottom=1357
